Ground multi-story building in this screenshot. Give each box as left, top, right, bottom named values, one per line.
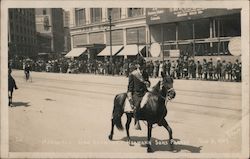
left=63, top=10, right=71, bottom=53
left=69, top=8, right=241, bottom=61
left=36, top=32, right=51, bottom=53
left=146, top=8, right=241, bottom=61
left=35, top=8, right=64, bottom=54
left=69, top=8, right=148, bottom=60
left=8, top=8, right=37, bottom=58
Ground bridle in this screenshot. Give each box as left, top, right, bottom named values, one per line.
left=159, top=78, right=175, bottom=102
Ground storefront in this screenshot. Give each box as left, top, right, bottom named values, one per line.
left=146, top=8, right=241, bottom=58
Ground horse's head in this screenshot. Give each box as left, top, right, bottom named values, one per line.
left=160, top=72, right=176, bottom=100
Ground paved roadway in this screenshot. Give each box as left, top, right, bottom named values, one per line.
left=9, top=70, right=242, bottom=154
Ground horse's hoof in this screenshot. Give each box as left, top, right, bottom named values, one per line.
left=108, top=135, right=113, bottom=140
left=128, top=140, right=134, bottom=146
left=170, top=139, right=174, bottom=145
left=147, top=147, right=154, bottom=153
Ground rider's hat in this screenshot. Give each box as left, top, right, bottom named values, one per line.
left=136, top=57, right=146, bottom=68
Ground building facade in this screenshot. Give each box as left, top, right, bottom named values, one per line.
left=35, top=8, right=65, bottom=54
left=63, top=10, right=71, bottom=53
left=69, top=8, right=241, bottom=61
left=70, top=8, right=148, bottom=60
left=8, top=8, right=37, bottom=58
left=146, top=8, right=241, bottom=59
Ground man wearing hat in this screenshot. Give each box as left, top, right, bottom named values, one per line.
left=127, top=58, right=150, bottom=130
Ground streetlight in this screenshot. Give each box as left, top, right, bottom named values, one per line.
left=137, top=28, right=139, bottom=59
left=108, top=9, right=112, bottom=62
left=107, top=8, right=115, bottom=75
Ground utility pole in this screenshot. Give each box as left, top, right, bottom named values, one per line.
left=108, top=9, right=113, bottom=75
left=137, top=28, right=139, bottom=60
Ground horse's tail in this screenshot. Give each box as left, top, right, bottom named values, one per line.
left=112, top=93, right=126, bottom=130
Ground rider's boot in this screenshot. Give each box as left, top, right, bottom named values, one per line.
left=134, top=109, right=141, bottom=130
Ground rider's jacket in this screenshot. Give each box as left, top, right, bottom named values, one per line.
left=128, top=68, right=149, bottom=97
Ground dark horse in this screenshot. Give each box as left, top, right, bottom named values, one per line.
left=108, top=73, right=176, bottom=153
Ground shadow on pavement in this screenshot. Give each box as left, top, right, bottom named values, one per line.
left=120, top=136, right=202, bottom=153
left=11, top=101, right=31, bottom=107
left=44, top=98, right=56, bottom=101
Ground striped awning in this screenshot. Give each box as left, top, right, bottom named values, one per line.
left=116, top=44, right=145, bottom=56
left=97, top=45, right=123, bottom=56
left=65, top=48, right=87, bottom=58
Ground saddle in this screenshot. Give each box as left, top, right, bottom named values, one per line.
left=124, top=92, right=150, bottom=113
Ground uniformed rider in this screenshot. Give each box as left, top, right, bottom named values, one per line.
left=127, top=59, right=150, bottom=130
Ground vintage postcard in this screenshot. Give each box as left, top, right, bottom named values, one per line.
left=1, top=0, right=249, bottom=158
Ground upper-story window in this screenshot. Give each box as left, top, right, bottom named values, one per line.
left=43, top=9, right=47, bottom=15
left=90, top=8, right=102, bottom=23
left=107, top=8, right=121, bottom=21
left=75, top=8, right=86, bottom=26
left=128, top=8, right=144, bottom=17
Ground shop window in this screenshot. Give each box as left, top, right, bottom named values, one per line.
left=195, top=43, right=210, bottom=56
left=126, top=27, right=146, bottom=44
left=108, top=8, right=121, bottom=21
left=194, top=19, right=210, bottom=39
left=128, top=8, right=144, bottom=17
left=75, top=8, right=86, bottom=26
left=216, top=14, right=241, bottom=37
left=178, top=44, right=193, bottom=56
left=90, top=8, right=102, bottom=23
left=162, top=45, right=177, bottom=51
left=178, top=21, right=193, bottom=40
left=43, top=9, right=47, bottom=15
left=163, top=23, right=176, bottom=41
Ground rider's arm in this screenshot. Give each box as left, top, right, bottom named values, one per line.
left=127, top=74, right=134, bottom=101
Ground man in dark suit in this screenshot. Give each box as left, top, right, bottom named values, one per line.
left=127, top=58, right=150, bottom=130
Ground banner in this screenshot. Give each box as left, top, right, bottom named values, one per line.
left=146, top=8, right=241, bottom=25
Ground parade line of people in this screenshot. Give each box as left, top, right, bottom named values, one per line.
left=9, top=56, right=242, bottom=82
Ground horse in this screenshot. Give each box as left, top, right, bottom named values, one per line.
left=108, top=72, right=176, bottom=153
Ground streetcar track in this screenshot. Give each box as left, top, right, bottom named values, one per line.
left=18, top=78, right=241, bottom=102
left=16, top=75, right=241, bottom=97
left=20, top=81, right=241, bottom=112
left=172, top=101, right=241, bottom=112
left=170, top=106, right=241, bottom=120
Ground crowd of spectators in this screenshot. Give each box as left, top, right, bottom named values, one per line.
left=9, top=56, right=242, bottom=82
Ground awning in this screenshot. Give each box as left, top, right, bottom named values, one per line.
left=116, top=44, right=145, bottom=56
left=97, top=45, right=123, bottom=56
left=65, top=48, right=87, bottom=58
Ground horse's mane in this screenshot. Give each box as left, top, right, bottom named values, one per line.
left=150, top=81, right=161, bottom=94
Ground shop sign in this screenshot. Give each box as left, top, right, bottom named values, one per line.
left=146, top=8, right=241, bottom=25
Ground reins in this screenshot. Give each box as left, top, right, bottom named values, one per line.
left=142, top=86, right=174, bottom=129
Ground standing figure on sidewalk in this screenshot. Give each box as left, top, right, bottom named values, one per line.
left=8, top=68, right=18, bottom=106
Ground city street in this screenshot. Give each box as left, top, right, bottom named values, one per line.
left=9, top=70, right=242, bottom=154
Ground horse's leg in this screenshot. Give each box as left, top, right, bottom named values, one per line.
left=147, top=122, right=153, bottom=153
left=10, top=91, right=13, bottom=106
left=8, top=91, right=13, bottom=106
left=108, top=118, right=115, bottom=140
left=161, top=119, right=174, bottom=145
left=8, top=91, right=11, bottom=106
left=125, top=113, right=132, bottom=144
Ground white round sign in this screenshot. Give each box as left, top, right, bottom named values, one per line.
left=150, top=43, right=161, bottom=57
left=228, top=37, right=241, bottom=56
